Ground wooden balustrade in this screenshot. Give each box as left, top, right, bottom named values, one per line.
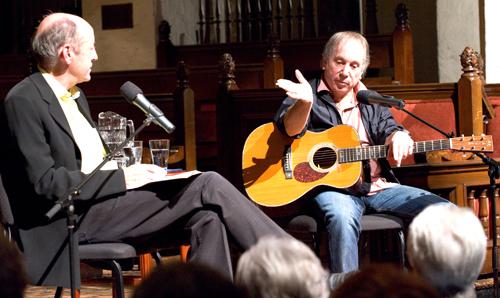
left=161, top=2, right=415, bottom=85
left=197, top=0, right=320, bottom=44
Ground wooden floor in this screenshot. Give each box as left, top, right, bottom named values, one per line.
left=24, top=269, right=140, bottom=298
left=24, top=278, right=496, bottom=298
left=22, top=270, right=496, bottom=298
left=25, top=282, right=135, bottom=298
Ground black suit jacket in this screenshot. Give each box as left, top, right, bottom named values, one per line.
left=1, top=72, right=126, bottom=288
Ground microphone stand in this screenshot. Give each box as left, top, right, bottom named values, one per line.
left=476, top=152, right=500, bottom=297
left=393, top=103, right=500, bottom=297
left=45, top=114, right=156, bottom=298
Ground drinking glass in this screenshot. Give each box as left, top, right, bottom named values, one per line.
left=149, top=139, right=170, bottom=169
left=114, top=156, right=129, bottom=169
left=123, top=140, right=143, bottom=166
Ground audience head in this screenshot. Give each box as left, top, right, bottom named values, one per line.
left=0, top=233, right=28, bottom=298
left=408, top=204, right=486, bottom=297
left=330, top=263, right=440, bottom=298
left=32, top=13, right=97, bottom=83
left=236, top=236, right=330, bottom=298
left=132, top=260, right=246, bottom=298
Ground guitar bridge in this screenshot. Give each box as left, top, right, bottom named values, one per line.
left=282, top=145, right=292, bottom=179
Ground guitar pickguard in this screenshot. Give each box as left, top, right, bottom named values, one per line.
left=294, top=162, right=328, bottom=182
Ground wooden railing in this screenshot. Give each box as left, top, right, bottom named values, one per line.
left=160, top=2, right=415, bottom=84
left=197, top=0, right=319, bottom=44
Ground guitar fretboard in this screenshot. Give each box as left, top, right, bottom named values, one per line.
left=338, top=139, right=451, bottom=163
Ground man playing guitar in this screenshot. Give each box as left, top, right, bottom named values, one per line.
left=274, top=31, right=451, bottom=276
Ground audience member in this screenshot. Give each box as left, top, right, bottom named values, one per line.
left=0, top=233, right=27, bottom=298
left=236, top=236, right=330, bottom=298
left=330, top=263, right=440, bottom=298
left=408, top=204, right=486, bottom=298
left=133, top=261, right=247, bottom=298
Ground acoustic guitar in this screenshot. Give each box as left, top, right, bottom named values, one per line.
left=242, top=122, right=493, bottom=207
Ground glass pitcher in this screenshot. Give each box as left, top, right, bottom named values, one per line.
left=97, top=111, right=135, bottom=153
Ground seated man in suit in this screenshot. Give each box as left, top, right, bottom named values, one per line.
left=0, top=12, right=288, bottom=288
left=274, top=31, right=450, bottom=275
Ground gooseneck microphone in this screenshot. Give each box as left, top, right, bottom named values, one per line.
left=357, top=89, right=405, bottom=110
left=120, top=81, right=175, bottom=133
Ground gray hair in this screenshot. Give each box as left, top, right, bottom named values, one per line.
left=321, top=31, right=370, bottom=74
left=31, top=14, right=81, bottom=70
left=408, top=204, right=486, bottom=298
left=236, top=236, right=330, bottom=298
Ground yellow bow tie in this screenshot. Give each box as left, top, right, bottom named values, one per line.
left=60, top=87, right=81, bottom=102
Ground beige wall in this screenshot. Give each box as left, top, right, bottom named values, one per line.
left=82, top=0, right=157, bottom=72
left=484, top=0, right=500, bottom=84
left=437, top=0, right=480, bottom=83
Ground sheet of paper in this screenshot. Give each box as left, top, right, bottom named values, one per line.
left=127, top=169, right=203, bottom=190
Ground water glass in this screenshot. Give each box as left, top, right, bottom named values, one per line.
left=114, top=156, right=129, bottom=169
left=123, top=140, right=143, bottom=166
left=149, top=139, right=170, bottom=169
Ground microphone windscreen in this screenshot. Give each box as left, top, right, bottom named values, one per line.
left=356, top=89, right=379, bottom=104
left=120, top=81, right=143, bottom=103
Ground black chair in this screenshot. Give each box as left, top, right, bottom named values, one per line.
left=0, top=174, right=160, bottom=298
left=287, top=213, right=406, bottom=268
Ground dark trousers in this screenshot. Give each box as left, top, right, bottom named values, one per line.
left=76, top=171, right=288, bottom=279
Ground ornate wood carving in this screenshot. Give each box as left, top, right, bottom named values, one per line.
left=458, top=47, right=484, bottom=136
left=263, top=34, right=284, bottom=88
left=218, top=53, right=239, bottom=91
left=392, top=3, right=414, bottom=84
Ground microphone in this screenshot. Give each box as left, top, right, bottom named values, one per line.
left=356, top=89, right=405, bottom=110
left=120, top=81, right=175, bottom=133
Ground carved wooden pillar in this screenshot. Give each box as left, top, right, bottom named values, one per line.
left=218, top=53, right=239, bottom=91
left=174, top=61, right=197, bottom=171
left=457, top=47, right=484, bottom=136
left=392, top=3, right=414, bottom=84
left=479, top=189, right=490, bottom=238
left=263, top=34, right=284, bottom=88
left=216, top=53, right=239, bottom=178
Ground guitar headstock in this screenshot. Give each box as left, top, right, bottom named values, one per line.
left=450, top=135, right=494, bottom=152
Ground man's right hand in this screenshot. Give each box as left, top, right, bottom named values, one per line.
left=276, top=69, right=314, bottom=136
left=276, top=69, right=313, bottom=104
left=122, top=163, right=169, bottom=190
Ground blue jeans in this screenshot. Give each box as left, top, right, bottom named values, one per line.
left=313, top=184, right=450, bottom=273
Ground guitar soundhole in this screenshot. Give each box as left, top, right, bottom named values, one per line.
left=313, top=147, right=337, bottom=169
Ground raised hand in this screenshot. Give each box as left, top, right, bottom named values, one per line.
left=276, top=69, right=313, bottom=104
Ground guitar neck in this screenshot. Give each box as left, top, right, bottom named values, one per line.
left=339, top=139, right=451, bottom=163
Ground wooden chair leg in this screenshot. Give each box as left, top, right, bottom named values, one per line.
left=54, top=287, right=80, bottom=298
left=139, top=253, right=155, bottom=278
left=180, top=245, right=190, bottom=262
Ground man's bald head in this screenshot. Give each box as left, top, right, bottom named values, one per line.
left=32, top=13, right=92, bottom=71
